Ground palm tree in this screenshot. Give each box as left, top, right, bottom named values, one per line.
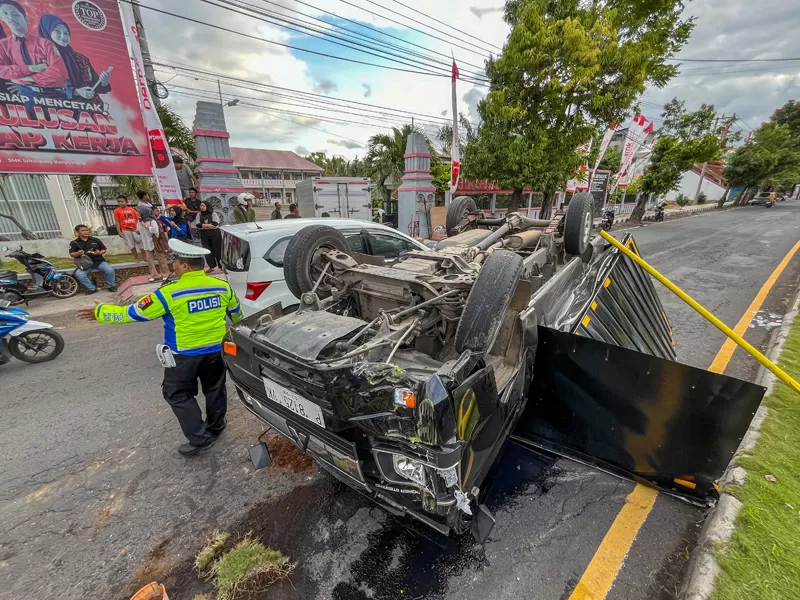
left=435, top=114, right=475, bottom=157
left=367, top=125, right=430, bottom=208
left=71, top=104, right=194, bottom=205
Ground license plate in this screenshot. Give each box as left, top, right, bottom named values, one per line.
left=262, top=377, right=325, bottom=429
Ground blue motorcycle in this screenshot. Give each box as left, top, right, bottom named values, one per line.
left=0, top=299, right=64, bottom=365
left=0, top=245, right=79, bottom=305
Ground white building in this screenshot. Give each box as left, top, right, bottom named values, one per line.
left=665, top=163, right=726, bottom=203
left=0, top=174, right=104, bottom=241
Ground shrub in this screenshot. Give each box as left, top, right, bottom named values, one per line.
left=675, top=193, right=690, bottom=208
left=697, top=191, right=707, bottom=204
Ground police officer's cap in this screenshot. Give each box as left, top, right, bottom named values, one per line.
left=169, top=238, right=210, bottom=257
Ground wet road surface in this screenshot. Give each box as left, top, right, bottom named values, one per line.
left=2, top=202, right=799, bottom=599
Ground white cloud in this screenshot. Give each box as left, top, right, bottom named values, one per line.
left=295, top=145, right=310, bottom=155
left=139, top=0, right=796, bottom=161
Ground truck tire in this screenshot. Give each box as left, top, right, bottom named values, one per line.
left=564, top=192, right=595, bottom=256
left=283, top=225, right=349, bottom=299
left=447, top=196, right=478, bottom=235
left=455, top=250, right=523, bottom=354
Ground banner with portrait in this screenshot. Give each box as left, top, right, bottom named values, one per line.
left=0, top=0, right=151, bottom=175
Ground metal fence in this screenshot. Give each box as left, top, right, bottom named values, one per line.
left=0, top=175, right=61, bottom=240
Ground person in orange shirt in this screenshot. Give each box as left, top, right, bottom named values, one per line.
left=113, top=195, right=142, bottom=262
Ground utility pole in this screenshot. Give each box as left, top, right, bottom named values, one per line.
left=131, top=0, right=160, bottom=107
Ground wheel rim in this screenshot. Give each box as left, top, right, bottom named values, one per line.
left=582, top=211, right=592, bottom=245
left=309, top=245, right=338, bottom=292
left=53, top=277, right=78, bottom=297
left=16, top=333, right=56, bottom=359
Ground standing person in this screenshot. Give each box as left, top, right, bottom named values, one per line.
left=135, top=190, right=168, bottom=281
left=37, top=14, right=111, bottom=102
left=77, top=239, right=243, bottom=455
left=69, top=225, right=116, bottom=294
left=113, top=195, right=141, bottom=262
left=183, top=187, right=202, bottom=240
left=284, top=203, right=301, bottom=219
left=173, top=157, right=198, bottom=201
left=167, top=206, right=191, bottom=242
left=270, top=201, right=282, bottom=220
left=151, top=206, right=171, bottom=274
left=196, top=201, right=223, bottom=272
left=230, top=193, right=256, bottom=224
left=0, top=1, right=67, bottom=89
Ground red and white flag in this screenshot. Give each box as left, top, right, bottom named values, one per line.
left=589, top=121, right=619, bottom=187
left=617, top=115, right=651, bottom=188
left=450, top=60, right=461, bottom=194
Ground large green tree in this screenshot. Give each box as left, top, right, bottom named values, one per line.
left=633, top=98, right=735, bottom=221
left=304, top=152, right=369, bottom=177
left=464, top=0, right=694, bottom=217
left=771, top=100, right=800, bottom=140
left=435, top=114, right=476, bottom=157
left=724, top=122, right=800, bottom=203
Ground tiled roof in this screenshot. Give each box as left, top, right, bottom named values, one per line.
left=230, top=147, right=324, bottom=172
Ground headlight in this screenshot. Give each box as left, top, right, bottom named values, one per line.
left=393, top=454, right=425, bottom=485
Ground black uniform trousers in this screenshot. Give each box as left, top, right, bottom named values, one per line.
left=162, top=352, right=227, bottom=446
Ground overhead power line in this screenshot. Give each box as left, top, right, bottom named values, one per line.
left=125, top=0, right=487, bottom=84
left=152, top=59, right=474, bottom=126
left=213, top=0, right=488, bottom=83
left=668, top=56, right=800, bottom=63
left=252, top=0, right=488, bottom=74
left=385, top=0, right=503, bottom=51
left=335, top=0, right=491, bottom=58
left=165, top=81, right=448, bottom=128
left=287, top=0, right=488, bottom=73
left=360, top=0, right=498, bottom=55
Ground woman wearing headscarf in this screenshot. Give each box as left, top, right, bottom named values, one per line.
left=38, top=14, right=111, bottom=102
left=167, top=206, right=191, bottom=242
left=195, top=201, right=223, bottom=272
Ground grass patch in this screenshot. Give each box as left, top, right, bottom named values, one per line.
left=195, top=531, right=231, bottom=577
left=195, top=533, right=293, bottom=600
left=712, top=320, right=800, bottom=600
left=2, top=253, right=134, bottom=273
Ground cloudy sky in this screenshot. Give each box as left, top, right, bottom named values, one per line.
left=139, top=0, right=800, bottom=159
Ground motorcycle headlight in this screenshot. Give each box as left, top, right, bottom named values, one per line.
left=393, top=454, right=425, bottom=485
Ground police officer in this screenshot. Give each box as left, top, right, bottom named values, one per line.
left=77, top=239, right=243, bottom=455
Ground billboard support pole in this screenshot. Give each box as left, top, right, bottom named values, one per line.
left=131, top=0, right=160, bottom=108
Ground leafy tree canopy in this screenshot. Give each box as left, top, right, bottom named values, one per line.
left=464, top=0, right=694, bottom=216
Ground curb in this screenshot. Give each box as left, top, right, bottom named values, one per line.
left=678, top=287, right=800, bottom=600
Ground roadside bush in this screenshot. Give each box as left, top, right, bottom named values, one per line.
left=697, top=191, right=708, bottom=204
left=675, top=193, right=690, bottom=209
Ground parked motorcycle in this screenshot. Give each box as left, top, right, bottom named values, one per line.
left=600, top=208, right=616, bottom=231
left=0, top=245, right=79, bottom=304
left=0, top=299, right=64, bottom=364
left=654, top=200, right=667, bottom=222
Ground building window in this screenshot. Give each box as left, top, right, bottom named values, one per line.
left=267, top=172, right=281, bottom=180
left=270, top=192, right=282, bottom=200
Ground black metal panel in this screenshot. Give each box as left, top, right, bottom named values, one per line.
left=514, top=327, right=765, bottom=503
left=572, top=234, right=676, bottom=361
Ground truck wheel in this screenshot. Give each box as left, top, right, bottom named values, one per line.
left=455, top=250, right=523, bottom=354
left=447, top=196, right=478, bottom=235
left=564, top=192, right=595, bottom=256
left=283, top=225, right=349, bottom=299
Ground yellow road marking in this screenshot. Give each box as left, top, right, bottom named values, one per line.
left=708, top=238, right=800, bottom=374
left=568, top=485, right=658, bottom=600
left=568, top=237, right=800, bottom=600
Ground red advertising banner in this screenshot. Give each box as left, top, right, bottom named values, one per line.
left=0, top=0, right=151, bottom=175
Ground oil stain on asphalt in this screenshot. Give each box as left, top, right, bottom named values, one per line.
left=169, top=441, right=558, bottom=600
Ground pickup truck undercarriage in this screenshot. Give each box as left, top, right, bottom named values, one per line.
left=223, top=194, right=765, bottom=539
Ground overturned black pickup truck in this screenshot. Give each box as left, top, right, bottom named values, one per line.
left=222, top=193, right=765, bottom=540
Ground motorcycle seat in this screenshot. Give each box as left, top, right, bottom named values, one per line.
left=0, top=270, right=18, bottom=282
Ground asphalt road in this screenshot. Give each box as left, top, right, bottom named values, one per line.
left=2, top=202, right=799, bottom=600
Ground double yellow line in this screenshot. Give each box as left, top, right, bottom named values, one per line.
left=567, top=234, right=800, bottom=600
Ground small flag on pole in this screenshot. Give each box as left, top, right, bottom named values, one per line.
left=450, top=60, right=461, bottom=195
